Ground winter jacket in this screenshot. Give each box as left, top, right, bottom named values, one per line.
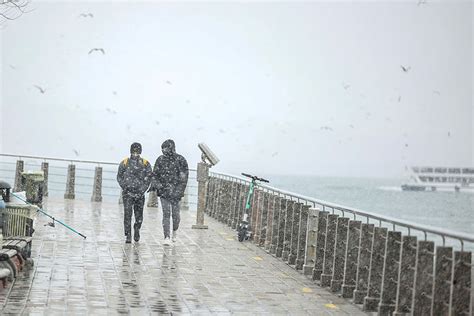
left=117, top=156, right=152, bottom=196
left=152, top=140, right=189, bottom=201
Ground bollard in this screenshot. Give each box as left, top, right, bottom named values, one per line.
left=363, top=226, right=387, bottom=312
left=378, top=231, right=402, bottom=314
left=393, top=235, right=417, bottom=315
left=451, top=251, right=471, bottom=315
left=270, top=196, right=282, bottom=255
left=258, top=192, right=270, bottom=247
left=282, top=200, right=295, bottom=261
left=64, top=164, right=76, bottom=200
left=180, top=185, right=189, bottom=211
left=147, top=190, right=158, bottom=208
left=13, top=160, right=24, bottom=192
left=412, top=240, right=434, bottom=315
left=41, top=162, right=49, bottom=197
left=312, top=211, right=329, bottom=281
left=264, top=194, right=275, bottom=252
left=295, top=204, right=310, bottom=270
left=330, top=217, right=350, bottom=292
left=432, top=246, right=453, bottom=316
left=275, top=198, right=288, bottom=258
left=192, top=162, right=209, bottom=229
left=119, top=189, right=123, bottom=204
left=353, top=223, right=375, bottom=304
left=288, top=202, right=302, bottom=265
left=321, top=213, right=339, bottom=287
left=342, top=220, right=361, bottom=298
left=91, top=166, right=103, bottom=202
left=303, top=208, right=319, bottom=275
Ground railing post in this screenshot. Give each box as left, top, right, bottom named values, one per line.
left=270, top=196, right=281, bottom=255
left=232, top=183, right=244, bottom=229
left=257, top=192, right=270, bottom=247
left=321, top=214, right=339, bottom=287
left=64, top=164, right=75, bottom=200
left=275, top=198, right=287, bottom=258
left=226, top=182, right=237, bottom=227
left=363, top=226, right=387, bottom=311
left=312, top=211, right=329, bottom=281
left=394, top=235, right=417, bottom=315
left=41, top=162, right=49, bottom=197
left=353, top=223, right=375, bottom=304
left=192, top=162, right=209, bottom=229
left=288, top=202, right=302, bottom=265
left=13, top=159, right=24, bottom=192
left=295, top=204, right=310, bottom=270
left=264, top=194, right=275, bottom=252
left=250, top=189, right=260, bottom=241
left=91, top=166, right=103, bottom=202
left=330, top=216, right=350, bottom=292
left=451, top=251, right=471, bottom=315
left=432, top=246, right=453, bottom=315
left=342, top=220, right=361, bottom=298
left=378, top=231, right=402, bottom=314
left=303, top=208, right=319, bottom=275
left=282, top=200, right=295, bottom=261
left=147, top=190, right=158, bottom=207
left=412, top=240, right=434, bottom=315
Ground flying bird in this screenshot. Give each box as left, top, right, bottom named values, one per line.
left=112, top=91, right=117, bottom=95
left=433, top=90, right=441, bottom=95
left=155, top=120, right=160, bottom=125
left=343, top=83, right=350, bottom=90
left=417, top=0, right=427, bottom=5
left=405, top=143, right=409, bottom=148
left=33, top=85, right=46, bottom=94
left=349, top=124, right=355, bottom=129
left=88, top=48, right=105, bottom=55
left=320, top=126, right=333, bottom=131
left=448, top=131, right=451, bottom=137
left=400, top=65, right=411, bottom=72
left=9, top=64, right=16, bottom=70
left=271, top=152, right=279, bottom=157
left=398, top=96, right=402, bottom=102
left=166, top=80, right=172, bottom=85
left=79, top=13, right=94, bottom=18
left=73, top=149, right=80, bottom=156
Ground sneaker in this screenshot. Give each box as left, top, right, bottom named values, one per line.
left=172, top=230, right=177, bottom=242
left=163, top=237, right=171, bottom=246
left=134, top=229, right=140, bottom=242
left=125, top=235, right=132, bottom=244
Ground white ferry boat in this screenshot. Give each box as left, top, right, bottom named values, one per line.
left=401, top=166, right=474, bottom=192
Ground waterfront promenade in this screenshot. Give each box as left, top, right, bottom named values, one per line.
left=0, top=197, right=365, bottom=315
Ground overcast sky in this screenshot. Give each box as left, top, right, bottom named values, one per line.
left=0, top=0, right=472, bottom=178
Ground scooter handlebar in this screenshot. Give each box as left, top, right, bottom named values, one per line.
left=241, top=173, right=269, bottom=183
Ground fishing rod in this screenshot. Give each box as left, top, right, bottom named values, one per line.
left=10, top=192, right=87, bottom=239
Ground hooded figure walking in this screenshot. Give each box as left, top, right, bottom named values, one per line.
left=151, top=139, right=189, bottom=245
left=117, top=142, right=152, bottom=243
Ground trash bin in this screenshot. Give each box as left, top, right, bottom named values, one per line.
left=21, top=171, right=44, bottom=206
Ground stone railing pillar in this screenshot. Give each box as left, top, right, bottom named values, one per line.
left=412, top=240, right=434, bottom=315
left=312, top=211, right=329, bottom=281
left=257, top=192, right=270, bottom=247
left=330, top=216, right=349, bottom=292
left=264, top=194, right=275, bottom=252
left=13, top=160, right=24, bottom=192
left=192, top=162, right=209, bottom=229
left=270, top=196, right=282, bottom=255
left=432, top=246, right=453, bottom=315
left=275, top=198, right=288, bottom=258
left=288, top=202, right=302, bottom=266
left=281, top=200, right=295, bottom=261
left=91, top=166, right=103, bottom=202
left=320, top=213, right=339, bottom=287
left=41, top=162, right=49, bottom=197
left=451, top=251, right=471, bottom=315
left=342, top=220, right=361, bottom=298
left=303, top=208, right=319, bottom=275
left=378, top=231, right=402, bottom=314
left=394, top=235, right=417, bottom=315
left=64, top=164, right=75, bottom=200
left=295, top=204, right=310, bottom=270
left=353, top=223, right=375, bottom=304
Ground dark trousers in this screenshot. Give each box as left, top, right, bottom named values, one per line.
left=123, top=194, right=145, bottom=237
left=160, top=197, right=180, bottom=238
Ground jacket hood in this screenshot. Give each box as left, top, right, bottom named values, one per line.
left=161, top=139, right=176, bottom=156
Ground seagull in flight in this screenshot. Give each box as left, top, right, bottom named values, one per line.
left=73, top=149, right=80, bottom=156
left=88, top=48, right=105, bottom=55
left=166, top=80, right=172, bottom=85
left=343, top=83, right=350, bottom=90
left=33, top=85, right=46, bottom=94
left=79, top=13, right=94, bottom=18
left=320, top=126, right=333, bottom=131
left=400, top=65, right=411, bottom=73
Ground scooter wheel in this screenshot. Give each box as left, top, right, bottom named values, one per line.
left=238, top=229, right=246, bottom=242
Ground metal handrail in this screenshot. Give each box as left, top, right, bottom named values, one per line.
left=210, top=171, right=474, bottom=249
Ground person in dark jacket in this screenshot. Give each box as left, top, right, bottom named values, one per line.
left=117, top=142, right=152, bottom=243
left=151, top=139, right=188, bottom=245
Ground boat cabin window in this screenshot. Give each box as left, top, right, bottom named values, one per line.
left=434, top=168, right=447, bottom=173
left=462, top=168, right=474, bottom=174
left=421, top=167, right=433, bottom=173
left=448, top=168, right=461, bottom=174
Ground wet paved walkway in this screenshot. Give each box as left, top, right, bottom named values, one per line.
left=0, top=198, right=367, bottom=315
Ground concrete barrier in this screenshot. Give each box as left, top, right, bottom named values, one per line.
left=363, top=226, right=387, bottom=311
left=270, top=196, right=282, bottom=255
left=282, top=200, right=295, bottom=262
left=378, top=231, right=402, bottom=314
left=275, top=198, right=288, bottom=258
left=288, top=202, right=302, bottom=266
left=295, top=205, right=310, bottom=270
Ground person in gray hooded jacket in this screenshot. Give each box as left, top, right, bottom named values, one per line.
left=150, top=139, right=188, bottom=245
left=117, top=142, right=152, bottom=243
